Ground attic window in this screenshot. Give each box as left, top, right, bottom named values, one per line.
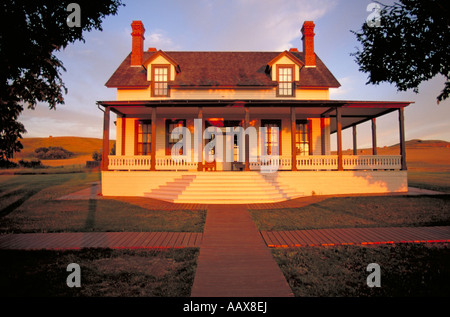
left=152, top=65, right=170, bottom=97
left=277, top=65, right=294, bottom=96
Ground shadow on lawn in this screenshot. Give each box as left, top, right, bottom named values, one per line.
left=84, top=185, right=98, bottom=231
left=0, top=188, right=41, bottom=218
left=0, top=173, right=90, bottom=219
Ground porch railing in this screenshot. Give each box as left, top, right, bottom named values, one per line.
left=108, top=155, right=402, bottom=171
left=342, top=155, right=402, bottom=170
left=155, top=157, right=198, bottom=170
left=297, top=155, right=338, bottom=170
left=248, top=155, right=401, bottom=171
left=249, top=156, right=292, bottom=171
left=108, top=155, right=151, bottom=170
left=108, top=155, right=198, bottom=171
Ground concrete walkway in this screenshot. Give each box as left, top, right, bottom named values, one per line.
left=190, top=204, right=294, bottom=297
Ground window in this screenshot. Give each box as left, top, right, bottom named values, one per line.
left=165, top=119, right=186, bottom=155
left=296, top=120, right=310, bottom=156
left=261, top=119, right=282, bottom=155
left=277, top=65, right=294, bottom=96
left=152, top=65, right=170, bottom=96
left=136, top=120, right=152, bottom=155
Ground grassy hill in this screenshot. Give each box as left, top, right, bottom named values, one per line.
left=341, top=139, right=450, bottom=171
left=13, top=137, right=115, bottom=167
left=340, top=139, right=450, bottom=192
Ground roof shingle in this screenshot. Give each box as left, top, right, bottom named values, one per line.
left=105, top=51, right=341, bottom=89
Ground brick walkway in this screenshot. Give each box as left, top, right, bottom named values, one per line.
left=261, top=226, right=450, bottom=247
left=1, top=225, right=449, bottom=250
left=0, top=232, right=202, bottom=250
left=190, top=204, right=294, bottom=297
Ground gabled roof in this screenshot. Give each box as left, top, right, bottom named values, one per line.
left=142, top=50, right=180, bottom=70
left=105, top=51, right=341, bottom=89
left=267, top=50, right=304, bottom=68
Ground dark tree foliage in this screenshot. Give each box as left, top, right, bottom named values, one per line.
left=0, top=0, right=124, bottom=162
left=351, top=0, right=450, bottom=103
left=92, top=150, right=102, bottom=162
left=0, top=103, right=25, bottom=161
left=34, top=146, right=74, bottom=159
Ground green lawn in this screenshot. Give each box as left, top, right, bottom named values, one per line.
left=250, top=195, right=450, bottom=231
left=251, top=170, right=450, bottom=297
left=272, top=243, right=450, bottom=297
left=0, top=171, right=204, bottom=298
left=1, top=169, right=450, bottom=297
left=0, top=248, right=199, bottom=297
left=0, top=172, right=206, bottom=233
left=408, top=170, right=450, bottom=193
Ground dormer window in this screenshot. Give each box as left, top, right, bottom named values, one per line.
left=277, top=65, right=294, bottom=96
left=152, top=65, right=170, bottom=97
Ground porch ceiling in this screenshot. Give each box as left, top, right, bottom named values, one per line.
left=97, top=99, right=412, bottom=130
left=328, top=106, right=401, bottom=133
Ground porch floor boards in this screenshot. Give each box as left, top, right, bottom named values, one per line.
left=260, top=226, right=450, bottom=248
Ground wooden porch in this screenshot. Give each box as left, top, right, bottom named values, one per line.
left=97, top=99, right=410, bottom=174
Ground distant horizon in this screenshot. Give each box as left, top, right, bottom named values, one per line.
left=19, top=135, right=450, bottom=147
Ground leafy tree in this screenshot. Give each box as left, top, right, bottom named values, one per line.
left=351, top=0, right=450, bottom=103
left=0, top=0, right=124, bottom=162
left=34, top=146, right=74, bottom=159
left=0, top=103, right=25, bottom=161
left=92, top=150, right=102, bottom=162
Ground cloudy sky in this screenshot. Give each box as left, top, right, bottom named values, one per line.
left=20, top=0, right=450, bottom=150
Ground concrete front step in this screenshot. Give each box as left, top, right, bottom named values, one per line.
left=145, top=191, right=297, bottom=199
left=148, top=181, right=295, bottom=191
left=143, top=172, right=303, bottom=204
left=155, top=196, right=302, bottom=204
left=173, top=199, right=288, bottom=204
left=146, top=185, right=299, bottom=196
left=144, top=192, right=304, bottom=203
left=182, top=189, right=298, bottom=196
left=152, top=184, right=293, bottom=193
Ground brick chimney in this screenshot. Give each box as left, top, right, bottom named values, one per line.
left=131, top=20, right=145, bottom=66
left=301, top=21, right=316, bottom=67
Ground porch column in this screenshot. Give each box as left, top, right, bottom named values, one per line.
left=371, top=117, right=377, bottom=155
left=150, top=107, right=156, bottom=171
left=352, top=125, right=358, bottom=155
left=121, top=115, right=126, bottom=156
left=336, top=107, right=343, bottom=171
left=398, top=107, right=407, bottom=170
left=320, top=116, right=326, bottom=155
left=197, top=107, right=203, bottom=171
left=244, top=106, right=250, bottom=171
left=101, top=106, right=110, bottom=171
left=290, top=106, right=297, bottom=171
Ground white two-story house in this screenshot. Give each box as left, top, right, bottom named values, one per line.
left=97, top=20, right=411, bottom=204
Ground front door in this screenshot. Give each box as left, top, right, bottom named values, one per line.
left=205, top=119, right=244, bottom=171
left=204, top=119, right=221, bottom=171
left=224, top=120, right=243, bottom=171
